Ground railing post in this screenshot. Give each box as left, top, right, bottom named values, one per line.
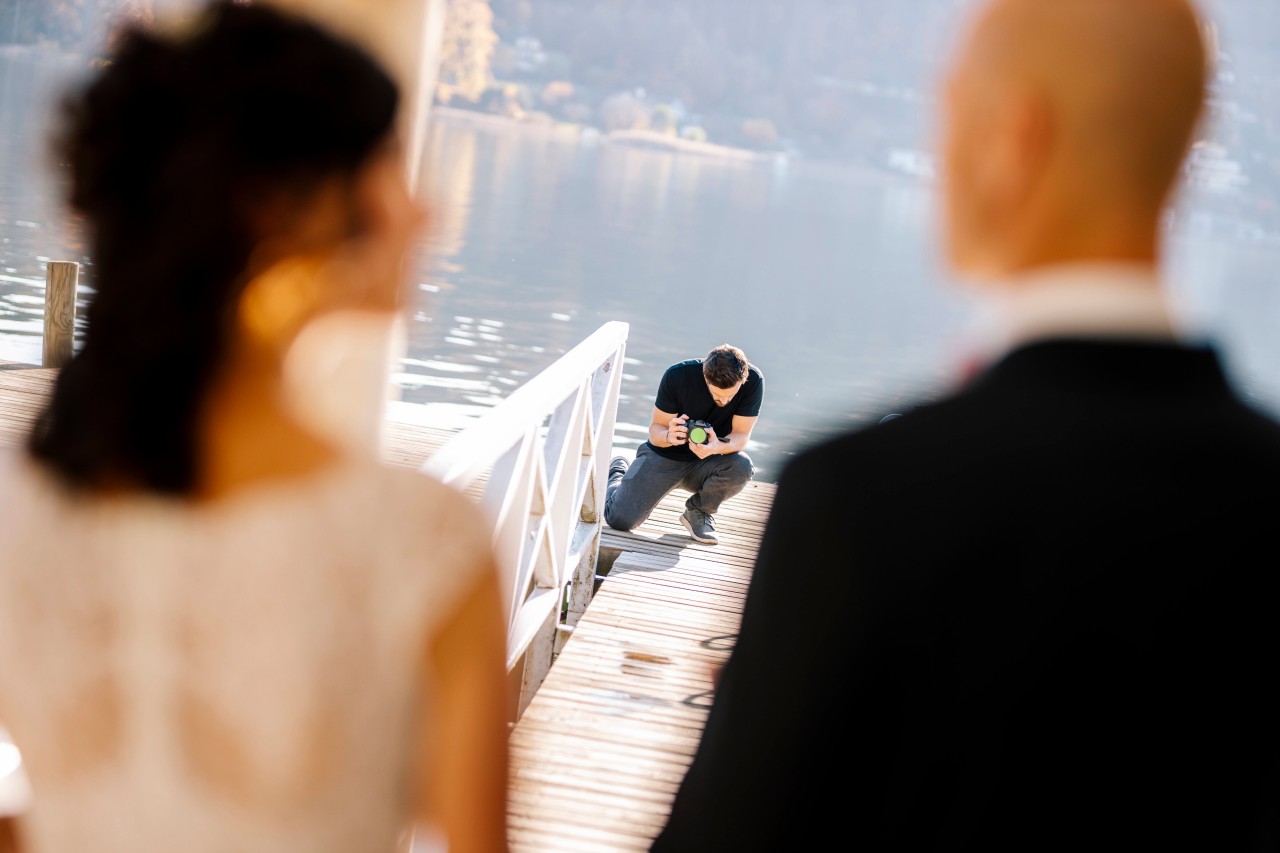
left=42, top=261, right=79, bottom=368
left=419, top=320, right=630, bottom=718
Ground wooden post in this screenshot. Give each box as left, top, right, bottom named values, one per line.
left=42, top=261, right=78, bottom=369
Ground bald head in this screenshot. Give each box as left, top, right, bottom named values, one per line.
left=940, top=0, right=1209, bottom=279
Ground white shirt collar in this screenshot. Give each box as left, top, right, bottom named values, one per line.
left=967, top=262, right=1182, bottom=365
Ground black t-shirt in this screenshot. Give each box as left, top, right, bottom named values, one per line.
left=649, top=359, right=765, bottom=461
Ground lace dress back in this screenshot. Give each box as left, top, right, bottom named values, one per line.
left=0, top=450, right=491, bottom=853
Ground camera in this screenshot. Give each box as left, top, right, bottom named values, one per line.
left=686, top=419, right=713, bottom=445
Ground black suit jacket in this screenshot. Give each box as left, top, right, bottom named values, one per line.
left=652, top=338, right=1280, bottom=852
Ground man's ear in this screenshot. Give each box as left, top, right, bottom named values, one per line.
left=982, top=86, right=1054, bottom=213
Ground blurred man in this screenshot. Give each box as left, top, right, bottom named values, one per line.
left=651, top=1, right=1280, bottom=850
left=605, top=344, right=762, bottom=545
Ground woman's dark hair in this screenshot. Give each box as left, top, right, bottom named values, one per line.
left=28, top=0, right=399, bottom=494
left=703, top=344, right=749, bottom=390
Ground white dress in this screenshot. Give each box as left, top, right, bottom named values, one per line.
left=0, top=449, right=492, bottom=852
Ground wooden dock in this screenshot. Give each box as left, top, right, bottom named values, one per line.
left=0, top=363, right=774, bottom=851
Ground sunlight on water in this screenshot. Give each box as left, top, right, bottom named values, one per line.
left=389, top=372, right=495, bottom=393
left=2, top=43, right=1279, bottom=481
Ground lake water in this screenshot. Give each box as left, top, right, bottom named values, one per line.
left=4, top=50, right=1280, bottom=482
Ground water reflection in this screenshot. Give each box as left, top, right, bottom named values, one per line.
left=0, top=49, right=91, bottom=364
left=400, top=113, right=1280, bottom=480
left=406, top=115, right=976, bottom=479
left=3, top=50, right=1280, bottom=482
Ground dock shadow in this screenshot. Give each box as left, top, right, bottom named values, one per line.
left=683, top=689, right=715, bottom=708
left=701, top=633, right=737, bottom=651
left=599, top=549, right=681, bottom=576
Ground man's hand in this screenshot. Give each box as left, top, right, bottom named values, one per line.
left=689, top=426, right=720, bottom=459
left=666, top=414, right=690, bottom=446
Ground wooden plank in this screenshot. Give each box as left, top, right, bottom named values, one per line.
left=506, top=546, right=755, bottom=851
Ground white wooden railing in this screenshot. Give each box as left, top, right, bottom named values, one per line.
left=420, top=321, right=629, bottom=717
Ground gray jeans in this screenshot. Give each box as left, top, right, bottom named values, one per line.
left=604, top=443, right=754, bottom=532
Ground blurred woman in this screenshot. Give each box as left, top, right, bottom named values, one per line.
left=0, top=3, right=509, bottom=851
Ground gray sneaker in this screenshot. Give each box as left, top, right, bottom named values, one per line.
left=608, top=456, right=629, bottom=486
left=680, top=508, right=719, bottom=545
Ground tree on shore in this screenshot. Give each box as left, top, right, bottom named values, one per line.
left=0, top=0, right=153, bottom=49
left=436, top=0, right=499, bottom=104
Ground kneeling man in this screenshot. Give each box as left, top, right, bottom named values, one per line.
left=605, top=343, right=763, bottom=545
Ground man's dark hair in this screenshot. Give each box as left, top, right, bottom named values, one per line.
left=703, top=344, right=749, bottom=389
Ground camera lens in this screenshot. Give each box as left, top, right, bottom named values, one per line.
left=689, top=425, right=708, bottom=444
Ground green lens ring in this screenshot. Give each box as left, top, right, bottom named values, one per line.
left=689, top=426, right=708, bottom=444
